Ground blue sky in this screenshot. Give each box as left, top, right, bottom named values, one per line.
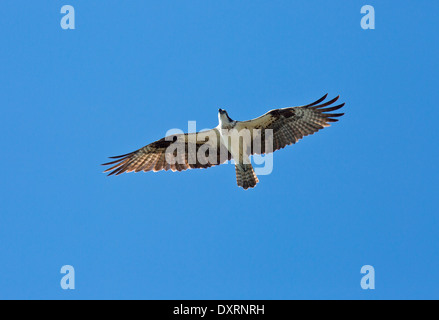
left=1, top=1, right=438, bottom=299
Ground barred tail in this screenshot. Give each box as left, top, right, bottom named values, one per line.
left=235, top=163, right=259, bottom=190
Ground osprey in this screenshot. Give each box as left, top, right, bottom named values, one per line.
left=102, top=94, right=345, bottom=189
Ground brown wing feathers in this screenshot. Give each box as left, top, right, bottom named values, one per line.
left=250, top=94, right=344, bottom=154
left=102, top=133, right=231, bottom=176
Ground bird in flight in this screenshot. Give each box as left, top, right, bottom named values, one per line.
left=102, top=94, right=345, bottom=189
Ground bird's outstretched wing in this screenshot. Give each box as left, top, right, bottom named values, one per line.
left=102, top=128, right=231, bottom=176
left=238, top=94, right=345, bottom=155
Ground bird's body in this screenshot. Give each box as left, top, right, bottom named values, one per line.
left=102, top=94, right=345, bottom=189
left=217, top=110, right=260, bottom=189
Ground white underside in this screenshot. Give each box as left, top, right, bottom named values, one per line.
left=217, top=119, right=252, bottom=165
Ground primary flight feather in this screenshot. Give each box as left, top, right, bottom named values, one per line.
left=102, top=94, right=345, bottom=189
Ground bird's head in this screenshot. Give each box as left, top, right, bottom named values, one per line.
left=218, top=108, right=233, bottom=124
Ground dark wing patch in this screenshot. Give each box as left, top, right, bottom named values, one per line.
left=102, top=129, right=232, bottom=176
left=244, top=94, right=345, bottom=154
